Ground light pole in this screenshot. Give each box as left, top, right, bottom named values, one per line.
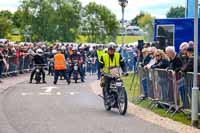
left=118, top=0, right=128, bottom=45
left=192, top=0, right=199, bottom=127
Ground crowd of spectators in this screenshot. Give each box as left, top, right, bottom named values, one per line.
left=0, top=40, right=113, bottom=83
left=138, top=41, right=200, bottom=73
left=0, top=39, right=199, bottom=84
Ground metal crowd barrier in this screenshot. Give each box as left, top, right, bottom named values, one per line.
left=136, top=66, right=200, bottom=117
left=2, top=55, right=34, bottom=76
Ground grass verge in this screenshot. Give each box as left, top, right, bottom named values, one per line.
left=122, top=73, right=192, bottom=126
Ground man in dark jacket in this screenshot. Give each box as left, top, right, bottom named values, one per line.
left=29, top=49, right=46, bottom=83
left=181, top=46, right=200, bottom=73
left=165, top=46, right=182, bottom=72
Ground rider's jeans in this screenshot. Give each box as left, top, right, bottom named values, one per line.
left=54, top=70, right=67, bottom=82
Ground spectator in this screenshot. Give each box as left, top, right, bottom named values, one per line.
left=188, top=41, right=194, bottom=47
left=141, top=48, right=150, bottom=66
left=144, top=47, right=157, bottom=70
left=151, top=49, right=169, bottom=69
left=178, top=42, right=189, bottom=64
left=165, top=46, right=182, bottom=72
left=0, top=44, right=8, bottom=83
left=181, top=46, right=200, bottom=73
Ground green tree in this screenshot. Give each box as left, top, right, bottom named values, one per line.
left=138, top=13, right=153, bottom=28
left=0, top=10, right=13, bottom=38
left=131, top=12, right=154, bottom=42
left=83, top=2, right=119, bottom=43
left=18, top=0, right=81, bottom=42
left=166, top=6, right=185, bottom=18
left=0, top=10, right=13, bottom=19
left=130, top=11, right=145, bottom=26
left=0, top=17, right=12, bottom=38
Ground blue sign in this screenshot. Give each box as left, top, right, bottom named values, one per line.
left=187, top=0, right=200, bottom=18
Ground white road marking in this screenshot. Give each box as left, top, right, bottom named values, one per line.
left=21, top=87, right=80, bottom=96
left=40, top=86, right=59, bottom=95
left=21, top=92, right=33, bottom=96
left=65, top=91, right=79, bottom=96
left=39, top=93, right=53, bottom=96
left=45, top=88, right=53, bottom=93
left=56, top=92, right=61, bottom=95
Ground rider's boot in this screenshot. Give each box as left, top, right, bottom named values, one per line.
left=67, top=79, right=71, bottom=85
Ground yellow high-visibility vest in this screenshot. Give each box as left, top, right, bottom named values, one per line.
left=102, top=53, right=120, bottom=74
left=97, top=50, right=105, bottom=62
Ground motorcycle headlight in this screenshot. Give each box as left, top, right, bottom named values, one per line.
left=36, top=69, right=40, bottom=72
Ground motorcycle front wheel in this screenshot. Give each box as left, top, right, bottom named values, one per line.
left=117, top=87, right=128, bottom=115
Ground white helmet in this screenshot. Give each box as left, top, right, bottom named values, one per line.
left=108, top=42, right=116, bottom=46
left=61, top=46, right=66, bottom=50
left=89, top=47, right=93, bottom=51
left=52, top=49, right=57, bottom=54
left=72, top=47, right=78, bottom=51
left=108, top=42, right=116, bottom=50
left=104, top=48, right=108, bottom=52
left=36, top=49, right=43, bottom=55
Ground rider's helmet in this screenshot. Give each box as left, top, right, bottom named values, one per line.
left=36, top=49, right=43, bottom=56
left=52, top=49, right=57, bottom=54
left=89, top=47, right=93, bottom=52
left=98, top=44, right=103, bottom=50
left=108, top=42, right=116, bottom=50
left=72, top=46, right=78, bottom=51
left=79, top=46, right=84, bottom=50
left=61, top=46, right=66, bottom=51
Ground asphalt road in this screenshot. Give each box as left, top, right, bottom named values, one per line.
left=0, top=75, right=175, bottom=133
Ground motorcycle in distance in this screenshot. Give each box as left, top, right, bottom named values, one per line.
left=86, top=56, right=93, bottom=74
left=100, top=68, right=128, bottom=115
left=34, top=64, right=46, bottom=84
left=69, top=60, right=80, bottom=83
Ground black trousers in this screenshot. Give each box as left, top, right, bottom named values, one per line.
left=30, top=67, right=45, bottom=82
left=104, top=76, right=112, bottom=94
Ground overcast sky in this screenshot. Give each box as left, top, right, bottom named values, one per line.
left=0, top=0, right=185, bottom=20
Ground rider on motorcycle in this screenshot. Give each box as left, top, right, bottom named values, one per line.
left=29, top=49, right=46, bottom=83
left=68, top=47, right=85, bottom=82
left=47, top=49, right=57, bottom=76
left=99, top=43, right=128, bottom=100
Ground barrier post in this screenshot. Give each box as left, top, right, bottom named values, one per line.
left=192, top=0, right=199, bottom=127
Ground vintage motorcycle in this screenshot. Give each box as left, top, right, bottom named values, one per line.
left=34, top=64, right=45, bottom=84
left=100, top=68, right=128, bottom=115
